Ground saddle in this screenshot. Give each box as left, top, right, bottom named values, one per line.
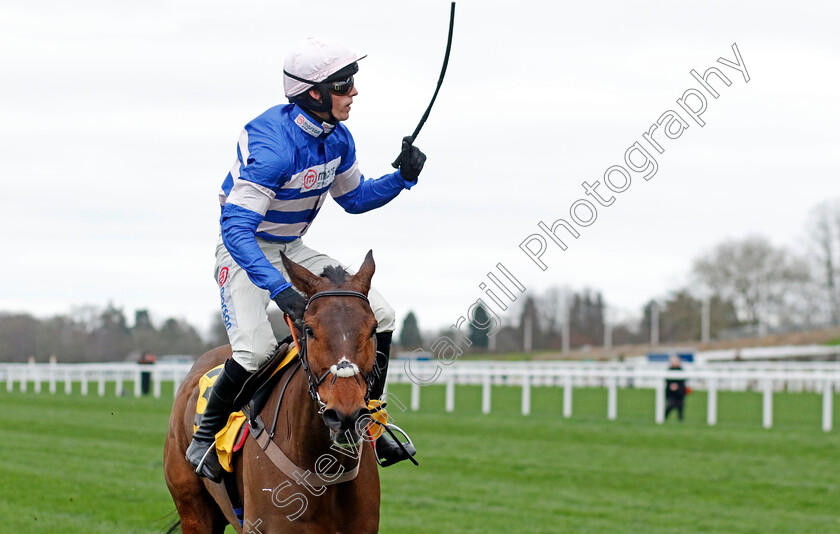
left=193, top=338, right=299, bottom=473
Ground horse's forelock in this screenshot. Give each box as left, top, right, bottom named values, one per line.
left=318, top=265, right=349, bottom=287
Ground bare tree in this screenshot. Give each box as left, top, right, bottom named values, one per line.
left=640, top=290, right=739, bottom=343
left=537, top=286, right=569, bottom=349
left=519, top=296, right=541, bottom=351
left=692, top=236, right=812, bottom=330
left=807, top=199, right=840, bottom=326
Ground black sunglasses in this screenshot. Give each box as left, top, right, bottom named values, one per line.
left=326, top=76, right=354, bottom=96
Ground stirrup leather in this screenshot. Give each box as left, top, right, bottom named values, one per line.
left=367, top=400, right=418, bottom=467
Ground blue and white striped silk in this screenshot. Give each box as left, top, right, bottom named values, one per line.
left=217, top=104, right=414, bottom=298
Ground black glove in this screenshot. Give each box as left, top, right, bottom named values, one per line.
left=272, top=286, right=307, bottom=325
left=393, top=136, right=426, bottom=182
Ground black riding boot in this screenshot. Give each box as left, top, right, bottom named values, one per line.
left=370, top=331, right=392, bottom=400
left=371, top=332, right=417, bottom=467
left=185, top=358, right=251, bottom=482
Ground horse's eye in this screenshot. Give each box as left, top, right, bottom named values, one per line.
left=305, top=325, right=315, bottom=338
left=370, top=325, right=378, bottom=338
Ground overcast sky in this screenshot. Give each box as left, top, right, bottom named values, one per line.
left=2, top=0, right=838, bottom=339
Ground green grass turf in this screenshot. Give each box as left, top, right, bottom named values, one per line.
left=2, top=383, right=840, bottom=533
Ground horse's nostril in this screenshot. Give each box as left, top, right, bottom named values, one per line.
left=350, top=407, right=369, bottom=427
left=322, top=408, right=343, bottom=432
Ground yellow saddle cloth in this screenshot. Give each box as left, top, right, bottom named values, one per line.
left=194, top=345, right=298, bottom=472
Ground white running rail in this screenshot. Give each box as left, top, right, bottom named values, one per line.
left=2, top=359, right=839, bottom=431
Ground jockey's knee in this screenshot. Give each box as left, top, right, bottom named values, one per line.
left=231, top=321, right=276, bottom=372
left=374, top=303, right=395, bottom=333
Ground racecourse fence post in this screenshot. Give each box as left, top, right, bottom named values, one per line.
left=98, top=373, right=106, bottom=396
left=521, top=374, right=531, bottom=416
left=607, top=376, right=617, bottom=421
left=32, top=361, right=41, bottom=393
left=6, top=369, right=14, bottom=393
left=81, top=373, right=88, bottom=396
left=116, top=374, right=124, bottom=397
left=445, top=375, right=455, bottom=412
left=707, top=376, right=718, bottom=426
left=133, top=369, right=142, bottom=397
left=655, top=378, right=665, bottom=424
left=49, top=361, right=56, bottom=394
left=563, top=374, right=573, bottom=418
left=762, top=379, right=773, bottom=429
left=20, top=369, right=27, bottom=393
left=822, top=380, right=833, bottom=432
left=410, top=381, right=420, bottom=411
left=482, top=373, right=491, bottom=414
left=153, top=368, right=162, bottom=399
left=64, top=369, right=72, bottom=394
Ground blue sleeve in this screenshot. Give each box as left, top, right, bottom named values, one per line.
left=331, top=130, right=416, bottom=214
left=220, top=118, right=294, bottom=298
left=220, top=204, right=292, bottom=298
left=333, top=170, right=415, bottom=214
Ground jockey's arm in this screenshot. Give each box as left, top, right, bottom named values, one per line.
left=220, top=146, right=293, bottom=298
left=220, top=202, right=292, bottom=298
left=330, top=159, right=416, bottom=214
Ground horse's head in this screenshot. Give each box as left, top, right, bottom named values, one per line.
left=281, top=250, right=378, bottom=447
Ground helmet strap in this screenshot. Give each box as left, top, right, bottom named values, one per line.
left=290, top=85, right=340, bottom=125
left=313, top=86, right=338, bottom=124
left=296, top=91, right=336, bottom=124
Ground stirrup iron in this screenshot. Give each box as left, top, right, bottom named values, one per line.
left=194, top=439, right=223, bottom=482
left=374, top=423, right=419, bottom=467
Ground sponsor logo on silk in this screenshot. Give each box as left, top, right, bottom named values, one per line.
left=297, top=159, right=340, bottom=192
left=294, top=113, right=323, bottom=137
left=303, top=169, right=318, bottom=189
left=218, top=266, right=229, bottom=287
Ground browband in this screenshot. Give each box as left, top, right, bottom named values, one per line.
left=306, top=290, right=369, bottom=310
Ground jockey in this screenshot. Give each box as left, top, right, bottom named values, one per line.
left=186, top=37, right=424, bottom=482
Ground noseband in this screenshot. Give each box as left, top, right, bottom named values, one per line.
left=294, top=290, right=377, bottom=414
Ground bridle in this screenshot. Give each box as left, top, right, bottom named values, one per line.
left=251, top=288, right=376, bottom=492
left=286, top=289, right=378, bottom=414
left=253, top=287, right=411, bottom=487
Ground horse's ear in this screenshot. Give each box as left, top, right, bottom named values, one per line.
left=350, top=250, right=376, bottom=295
left=280, top=251, right=323, bottom=297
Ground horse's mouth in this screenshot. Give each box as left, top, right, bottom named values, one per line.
left=329, top=428, right=364, bottom=448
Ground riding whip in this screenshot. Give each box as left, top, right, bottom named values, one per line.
left=391, top=2, right=456, bottom=168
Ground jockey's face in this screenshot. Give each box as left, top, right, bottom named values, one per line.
left=329, top=84, right=358, bottom=122
left=307, top=83, right=358, bottom=122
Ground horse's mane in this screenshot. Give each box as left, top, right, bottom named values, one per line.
left=319, top=265, right=349, bottom=286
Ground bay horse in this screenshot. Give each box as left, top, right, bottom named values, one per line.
left=164, top=251, right=381, bottom=533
